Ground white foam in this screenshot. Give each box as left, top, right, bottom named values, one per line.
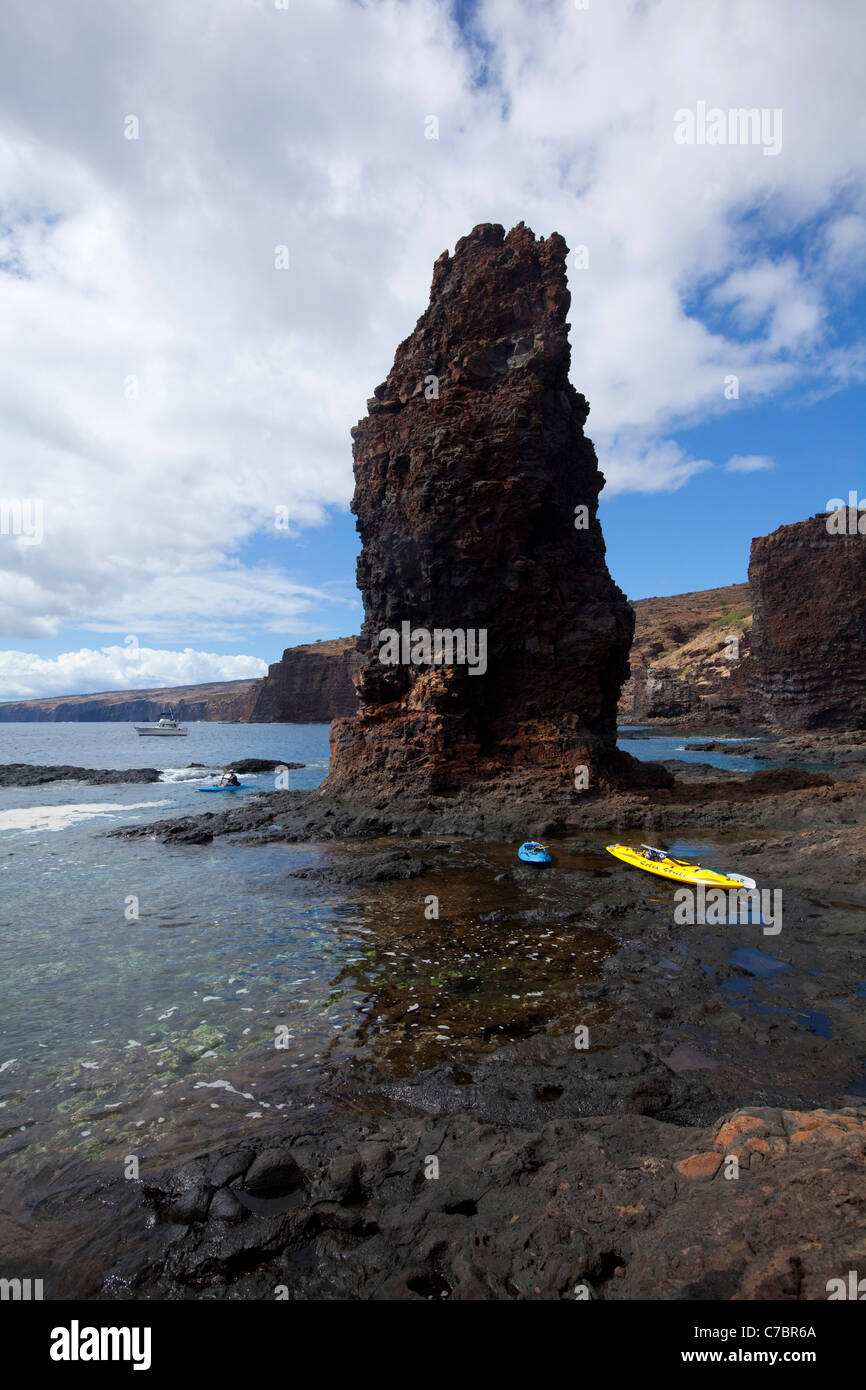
left=0, top=801, right=173, bottom=834
left=159, top=768, right=213, bottom=783
left=193, top=1079, right=254, bottom=1100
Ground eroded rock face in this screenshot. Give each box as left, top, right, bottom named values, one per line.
left=618, top=583, right=756, bottom=727
left=749, top=515, right=866, bottom=730
left=248, top=638, right=362, bottom=723
left=327, top=222, right=635, bottom=798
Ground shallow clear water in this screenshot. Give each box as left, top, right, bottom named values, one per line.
left=0, top=724, right=341, bottom=1186
left=0, top=720, right=814, bottom=1165
left=0, top=723, right=620, bottom=1210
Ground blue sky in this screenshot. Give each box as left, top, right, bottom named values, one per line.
left=0, top=0, right=864, bottom=696
left=605, top=356, right=866, bottom=601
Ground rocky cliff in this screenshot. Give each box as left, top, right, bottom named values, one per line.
left=327, top=221, right=640, bottom=800
left=0, top=679, right=259, bottom=723
left=749, top=513, right=866, bottom=730
left=619, top=512, right=866, bottom=732
left=248, top=637, right=361, bottom=722
left=0, top=640, right=361, bottom=724
left=618, top=583, right=755, bottom=726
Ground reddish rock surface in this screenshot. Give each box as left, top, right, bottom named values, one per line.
left=248, top=637, right=361, bottom=723
left=749, top=514, right=866, bottom=730
left=327, top=222, right=637, bottom=799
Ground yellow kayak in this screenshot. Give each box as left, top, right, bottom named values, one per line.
left=605, top=843, right=756, bottom=890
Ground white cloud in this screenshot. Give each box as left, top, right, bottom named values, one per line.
left=600, top=437, right=712, bottom=496
left=0, top=0, right=863, bottom=655
left=822, top=213, right=866, bottom=279
left=710, top=260, right=823, bottom=352
left=725, top=454, right=775, bottom=473
left=61, top=567, right=359, bottom=644
left=0, top=645, right=267, bottom=701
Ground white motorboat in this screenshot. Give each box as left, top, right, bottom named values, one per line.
left=134, top=707, right=188, bottom=737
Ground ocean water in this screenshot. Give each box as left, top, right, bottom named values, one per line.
left=0, top=723, right=346, bottom=1196
left=618, top=730, right=781, bottom=774
left=0, top=718, right=333, bottom=778
left=0, top=720, right=618, bottom=1230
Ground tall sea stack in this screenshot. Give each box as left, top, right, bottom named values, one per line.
left=327, top=222, right=636, bottom=801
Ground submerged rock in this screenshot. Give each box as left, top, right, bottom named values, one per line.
left=288, top=849, right=431, bottom=884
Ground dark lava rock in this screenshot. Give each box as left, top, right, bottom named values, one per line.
left=685, top=741, right=768, bottom=758
left=110, top=1098, right=866, bottom=1300
left=0, top=764, right=160, bottom=787
left=747, top=767, right=833, bottom=793
left=167, top=822, right=214, bottom=845
left=319, top=1041, right=722, bottom=1137
left=243, top=1148, right=308, bottom=1198
left=208, top=1188, right=248, bottom=1224
left=289, top=850, right=429, bottom=884
left=227, top=758, right=305, bottom=773
left=208, top=1148, right=256, bottom=1187
left=145, top=1160, right=213, bottom=1226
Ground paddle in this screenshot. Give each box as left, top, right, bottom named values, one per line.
left=640, top=843, right=693, bottom=866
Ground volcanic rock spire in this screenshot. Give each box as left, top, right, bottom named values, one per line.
left=327, top=222, right=635, bottom=800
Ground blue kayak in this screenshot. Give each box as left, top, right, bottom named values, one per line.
left=197, top=784, right=254, bottom=792
left=518, top=841, right=551, bottom=864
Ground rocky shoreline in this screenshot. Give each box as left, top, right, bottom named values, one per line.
left=3, top=729, right=862, bottom=1298
left=0, top=763, right=163, bottom=787
left=0, top=758, right=304, bottom=788
left=21, top=732, right=840, bottom=1298
left=94, top=1090, right=864, bottom=1301
left=111, top=750, right=864, bottom=843
left=71, top=843, right=866, bottom=1298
